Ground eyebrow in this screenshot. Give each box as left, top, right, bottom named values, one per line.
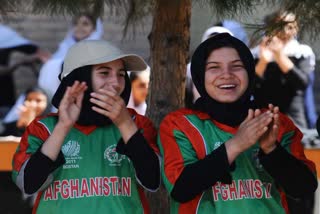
left=206, top=59, right=242, bottom=65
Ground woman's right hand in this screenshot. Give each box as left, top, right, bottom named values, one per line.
left=259, top=37, right=274, bottom=63
left=16, top=100, right=38, bottom=128
left=58, top=81, right=87, bottom=129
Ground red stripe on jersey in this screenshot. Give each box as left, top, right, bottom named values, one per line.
left=178, top=194, right=202, bottom=214
left=138, top=186, right=150, bottom=214
left=159, top=111, right=206, bottom=185
left=129, top=109, right=159, bottom=154
left=278, top=113, right=316, bottom=173
left=32, top=191, right=44, bottom=214
left=179, top=116, right=207, bottom=159
left=12, top=117, right=50, bottom=172
left=159, top=116, right=185, bottom=185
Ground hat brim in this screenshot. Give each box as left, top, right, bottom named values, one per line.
left=62, top=54, right=147, bottom=79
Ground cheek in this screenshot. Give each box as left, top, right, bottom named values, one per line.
left=119, top=78, right=126, bottom=93
left=204, top=73, right=215, bottom=89
left=84, top=26, right=94, bottom=34
left=239, top=74, right=249, bottom=93
left=91, top=76, right=102, bottom=92
left=36, top=103, right=47, bottom=114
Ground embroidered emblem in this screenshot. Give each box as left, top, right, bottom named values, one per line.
left=104, top=144, right=126, bottom=166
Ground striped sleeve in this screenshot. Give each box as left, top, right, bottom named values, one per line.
left=278, top=113, right=316, bottom=174
left=133, top=112, right=159, bottom=154
left=157, top=111, right=206, bottom=193
left=12, top=118, right=50, bottom=183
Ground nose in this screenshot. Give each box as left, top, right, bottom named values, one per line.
left=220, top=67, right=232, bottom=77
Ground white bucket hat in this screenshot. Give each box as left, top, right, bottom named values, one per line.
left=60, top=40, right=147, bottom=80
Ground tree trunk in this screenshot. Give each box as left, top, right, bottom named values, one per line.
left=146, top=0, right=191, bottom=213
left=147, top=0, right=191, bottom=127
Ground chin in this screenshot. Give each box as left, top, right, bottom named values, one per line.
left=216, top=97, right=239, bottom=103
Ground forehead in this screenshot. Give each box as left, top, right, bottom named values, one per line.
left=282, top=13, right=296, bottom=22
left=280, top=14, right=298, bottom=27
left=74, top=15, right=94, bottom=24
left=207, top=47, right=240, bottom=61
left=92, top=59, right=125, bottom=69
left=26, top=91, right=47, bottom=99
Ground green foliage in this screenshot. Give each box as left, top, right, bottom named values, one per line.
left=196, top=0, right=258, bottom=19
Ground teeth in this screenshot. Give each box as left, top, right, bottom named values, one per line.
left=219, top=84, right=235, bottom=89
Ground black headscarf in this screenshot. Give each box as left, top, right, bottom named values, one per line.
left=191, top=33, right=255, bottom=127
left=52, top=65, right=131, bottom=126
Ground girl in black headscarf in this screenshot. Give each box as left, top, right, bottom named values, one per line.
left=158, top=33, right=317, bottom=214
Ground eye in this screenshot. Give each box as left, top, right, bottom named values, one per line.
left=206, top=65, right=220, bottom=72
left=100, top=71, right=109, bottom=76
left=231, top=64, right=244, bottom=70
left=118, top=71, right=126, bottom=77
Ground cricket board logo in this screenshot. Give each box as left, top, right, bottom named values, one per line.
left=62, top=140, right=80, bottom=157
left=104, top=144, right=126, bottom=166
left=62, top=140, right=82, bottom=169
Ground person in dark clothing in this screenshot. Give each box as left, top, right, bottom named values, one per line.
left=250, top=11, right=315, bottom=129
left=12, top=40, right=160, bottom=214
left=158, top=33, right=317, bottom=214
left=0, top=24, right=50, bottom=117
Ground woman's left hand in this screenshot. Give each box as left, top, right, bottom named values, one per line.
left=90, top=86, right=132, bottom=127
left=90, top=86, right=138, bottom=143
left=258, top=104, right=280, bottom=154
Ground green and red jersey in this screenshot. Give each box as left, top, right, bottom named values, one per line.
left=158, top=108, right=316, bottom=214
left=12, top=109, right=158, bottom=214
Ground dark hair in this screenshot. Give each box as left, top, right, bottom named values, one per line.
left=25, top=86, right=48, bottom=98
left=72, top=12, right=97, bottom=29
left=264, top=11, right=282, bottom=26
left=263, top=10, right=297, bottom=31
left=129, top=69, right=150, bottom=83
left=129, top=71, right=139, bottom=82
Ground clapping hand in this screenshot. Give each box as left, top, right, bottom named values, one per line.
left=58, top=81, right=88, bottom=129
left=259, top=37, right=274, bottom=63
left=258, top=104, right=280, bottom=154
left=16, top=100, right=38, bottom=128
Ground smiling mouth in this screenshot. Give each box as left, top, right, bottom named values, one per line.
left=218, top=84, right=236, bottom=89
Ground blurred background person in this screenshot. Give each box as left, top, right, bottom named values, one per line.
left=304, top=70, right=318, bottom=129
left=0, top=86, right=50, bottom=137
left=127, top=66, right=150, bottom=115
left=250, top=10, right=317, bottom=214
left=0, top=24, right=50, bottom=118
left=37, top=12, right=103, bottom=107
left=251, top=11, right=315, bottom=130
left=214, top=19, right=249, bottom=45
